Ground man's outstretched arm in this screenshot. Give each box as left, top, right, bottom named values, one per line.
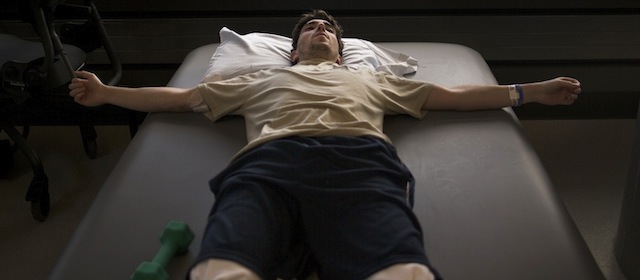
left=423, top=77, right=581, bottom=111
left=69, top=71, right=202, bottom=113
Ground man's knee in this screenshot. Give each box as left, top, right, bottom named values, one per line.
left=366, top=263, right=435, bottom=280
left=189, top=259, right=260, bottom=280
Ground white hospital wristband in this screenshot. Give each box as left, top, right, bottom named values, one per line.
left=508, top=84, right=524, bottom=107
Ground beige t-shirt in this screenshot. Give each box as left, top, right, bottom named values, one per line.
left=198, top=60, right=433, bottom=157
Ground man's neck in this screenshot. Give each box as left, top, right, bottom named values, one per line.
left=297, top=58, right=339, bottom=65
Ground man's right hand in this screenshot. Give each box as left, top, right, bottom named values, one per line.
left=69, top=70, right=108, bottom=107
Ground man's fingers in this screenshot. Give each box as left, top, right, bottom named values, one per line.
left=556, top=77, right=581, bottom=95
left=558, top=76, right=580, bottom=86
left=565, top=94, right=578, bottom=105
left=74, top=70, right=93, bottom=79
left=73, top=93, right=84, bottom=103
left=68, top=79, right=85, bottom=95
left=68, top=80, right=80, bottom=89
left=69, top=87, right=84, bottom=97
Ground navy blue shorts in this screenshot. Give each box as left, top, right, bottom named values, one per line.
left=193, top=136, right=441, bottom=279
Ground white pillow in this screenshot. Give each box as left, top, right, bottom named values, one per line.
left=202, top=27, right=418, bottom=82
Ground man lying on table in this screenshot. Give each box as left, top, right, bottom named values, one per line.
left=69, top=9, right=580, bottom=280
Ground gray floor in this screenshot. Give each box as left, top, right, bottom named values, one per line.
left=0, top=119, right=635, bottom=279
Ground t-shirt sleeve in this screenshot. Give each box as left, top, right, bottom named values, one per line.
left=373, top=72, right=433, bottom=119
left=197, top=72, right=264, bottom=121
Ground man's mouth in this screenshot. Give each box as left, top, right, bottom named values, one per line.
left=313, top=33, right=329, bottom=39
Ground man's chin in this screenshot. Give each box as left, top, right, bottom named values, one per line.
left=297, top=44, right=339, bottom=62
left=310, top=43, right=333, bottom=54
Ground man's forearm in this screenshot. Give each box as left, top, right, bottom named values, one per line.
left=423, top=77, right=580, bottom=111
left=449, top=85, right=514, bottom=111
left=102, top=86, right=198, bottom=113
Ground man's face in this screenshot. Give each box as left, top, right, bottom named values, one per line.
left=291, top=19, right=342, bottom=64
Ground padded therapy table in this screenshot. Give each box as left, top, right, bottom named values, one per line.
left=49, top=43, right=604, bottom=279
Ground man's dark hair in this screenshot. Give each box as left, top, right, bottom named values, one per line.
left=291, top=9, right=344, bottom=56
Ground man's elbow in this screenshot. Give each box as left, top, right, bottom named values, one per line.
left=185, top=88, right=210, bottom=113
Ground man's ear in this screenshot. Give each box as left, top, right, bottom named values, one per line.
left=290, top=50, right=299, bottom=64
left=336, top=56, right=343, bottom=65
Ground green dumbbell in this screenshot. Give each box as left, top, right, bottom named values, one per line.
left=130, top=221, right=195, bottom=280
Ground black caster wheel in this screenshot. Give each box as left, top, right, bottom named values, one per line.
left=83, top=138, right=97, bottom=159
left=31, top=191, right=50, bottom=222
left=26, top=175, right=50, bottom=222
left=80, top=125, right=97, bottom=159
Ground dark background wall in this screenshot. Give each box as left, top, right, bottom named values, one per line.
left=1, top=0, right=638, bottom=119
